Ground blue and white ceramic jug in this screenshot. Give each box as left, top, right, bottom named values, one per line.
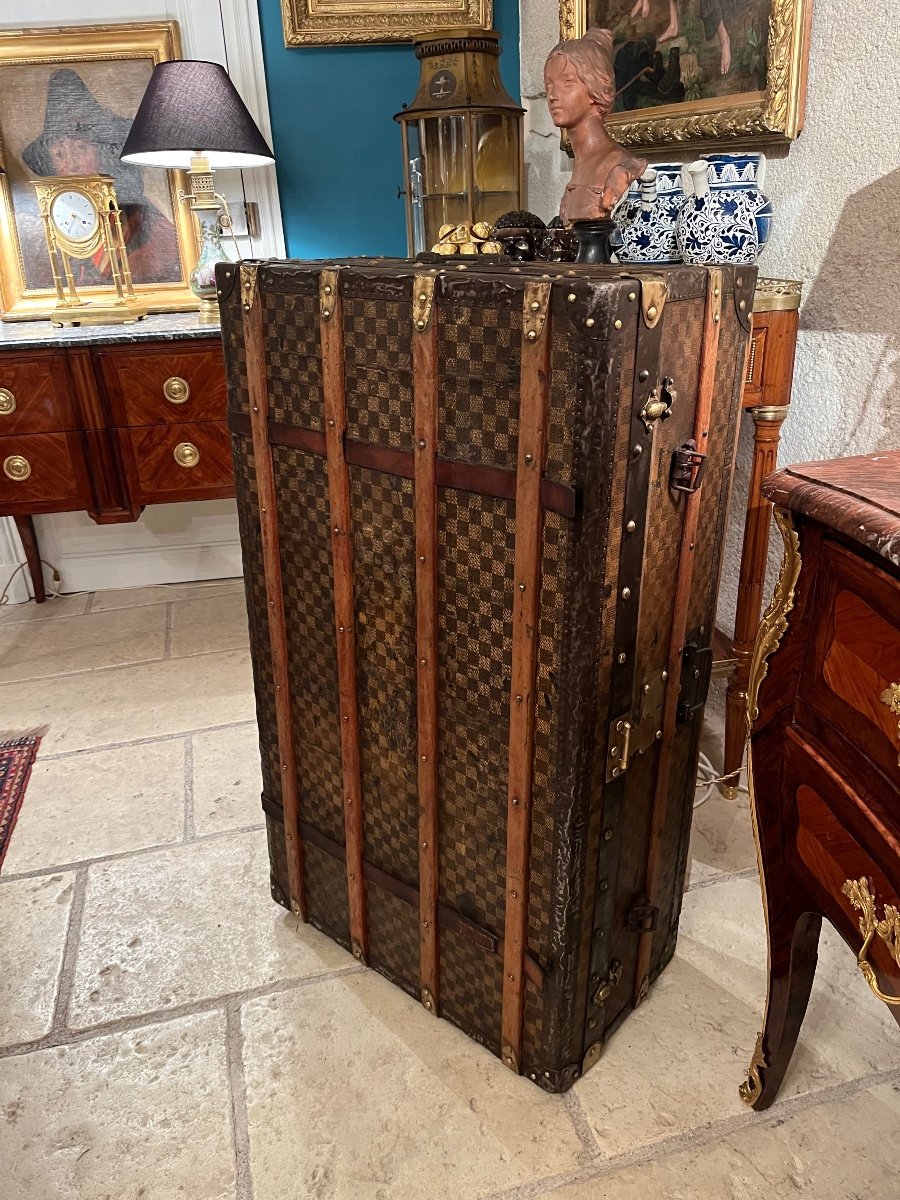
left=677, top=160, right=759, bottom=266
left=614, top=163, right=683, bottom=264
left=704, top=152, right=774, bottom=253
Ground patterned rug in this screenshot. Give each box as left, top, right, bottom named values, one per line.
left=0, top=734, right=42, bottom=872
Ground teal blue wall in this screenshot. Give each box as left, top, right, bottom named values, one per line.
left=256, top=1, right=521, bottom=258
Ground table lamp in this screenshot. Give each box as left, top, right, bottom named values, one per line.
left=121, top=60, right=274, bottom=324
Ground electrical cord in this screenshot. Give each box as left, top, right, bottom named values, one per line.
left=694, top=748, right=748, bottom=809
left=0, top=558, right=65, bottom=608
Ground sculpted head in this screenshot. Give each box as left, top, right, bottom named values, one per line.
left=544, top=27, right=617, bottom=130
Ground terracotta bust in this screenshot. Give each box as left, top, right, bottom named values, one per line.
left=545, top=28, right=647, bottom=225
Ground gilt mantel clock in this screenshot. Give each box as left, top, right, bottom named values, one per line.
left=32, top=174, right=147, bottom=326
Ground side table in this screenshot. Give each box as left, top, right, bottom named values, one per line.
left=718, top=278, right=802, bottom=795
left=740, top=451, right=900, bottom=1110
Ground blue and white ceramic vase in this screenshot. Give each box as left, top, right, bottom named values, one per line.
left=614, top=163, right=683, bottom=264
left=704, top=152, right=774, bottom=254
left=677, top=160, right=758, bottom=266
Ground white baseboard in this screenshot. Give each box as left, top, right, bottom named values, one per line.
left=46, top=538, right=244, bottom=594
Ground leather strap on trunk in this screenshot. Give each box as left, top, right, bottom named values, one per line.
left=501, top=281, right=553, bottom=1074
left=320, top=268, right=368, bottom=965
left=241, top=263, right=305, bottom=919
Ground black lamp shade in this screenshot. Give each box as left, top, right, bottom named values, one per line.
left=120, top=60, right=274, bottom=170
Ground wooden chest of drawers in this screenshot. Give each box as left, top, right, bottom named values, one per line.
left=0, top=320, right=233, bottom=600
left=740, top=451, right=900, bottom=1111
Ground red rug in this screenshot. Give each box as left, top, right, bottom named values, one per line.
left=0, top=734, right=41, bottom=872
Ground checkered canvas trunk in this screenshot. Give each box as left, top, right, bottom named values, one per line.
left=220, top=258, right=753, bottom=1091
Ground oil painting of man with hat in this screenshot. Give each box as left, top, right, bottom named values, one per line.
left=1, top=60, right=181, bottom=293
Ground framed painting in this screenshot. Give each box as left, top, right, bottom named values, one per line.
left=559, top=0, right=813, bottom=153
left=281, top=0, right=492, bottom=46
left=0, top=23, right=198, bottom=321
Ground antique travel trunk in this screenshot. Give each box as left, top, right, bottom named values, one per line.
left=219, top=257, right=754, bottom=1091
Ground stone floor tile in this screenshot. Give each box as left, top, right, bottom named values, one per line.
left=535, top=1082, right=900, bottom=1200
left=170, top=590, right=250, bottom=658
left=69, top=828, right=349, bottom=1029
left=192, top=723, right=263, bottom=835
left=574, top=876, right=900, bottom=1157
left=0, top=872, right=74, bottom=1047
left=0, top=1011, right=234, bottom=1200
left=241, top=972, right=587, bottom=1200
left=688, top=787, right=757, bottom=876
left=91, top=579, right=243, bottom=613
left=0, top=592, right=89, bottom=624
left=1, top=649, right=255, bottom=755
left=3, top=740, right=186, bottom=875
left=0, top=604, right=166, bottom=684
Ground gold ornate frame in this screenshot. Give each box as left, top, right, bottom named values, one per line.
left=0, top=23, right=197, bottom=321
left=282, top=0, right=492, bottom=46
left=559, top=0, right=813, bottom=153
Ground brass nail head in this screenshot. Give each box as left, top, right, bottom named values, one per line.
left=510, top=889, right=518, bottom=899
left=618, top=652, right=627, bottom=664
left=530, top=300, right=540, bottom=312
left=416, top=319, right=426, bottom=330
left=418, top=438, right=426, bottom=448
left=322, top=309, right=331, bottom=319
left=526, top=330, right=537, bottom=341
left=628, top=291, right=637, bottom=301
left=626, top=520, right=636, bottom=533
left=586, top=317, right=595, bottom=328
left=567, top=292, right=576, bottom=302
left=614, top=319, right=623, bottom=330
left=621, top=587, right=631, bottom=600
left=648, top=305, right=658, bottom=318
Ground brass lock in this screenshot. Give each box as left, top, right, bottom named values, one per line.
left=0, top=388, right=15, bottom=415
left=3, top=454, right=31, bottom=481
left=173, top=441, right=200, bottom=468
left=163, top=376, right=190, bottom=404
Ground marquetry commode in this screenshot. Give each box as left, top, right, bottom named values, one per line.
left=0, top=314, right=232, bottom=600
left=740, top=450, right=900, bottom=1110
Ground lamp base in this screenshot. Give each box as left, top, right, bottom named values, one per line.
left=197, top=297, right=220, bottom=325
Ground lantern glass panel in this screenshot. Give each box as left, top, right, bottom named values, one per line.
left=472, top=113, right=521, bottom=227
left=417, top=114, right=471, bottom=252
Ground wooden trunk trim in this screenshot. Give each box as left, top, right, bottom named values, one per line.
left=242, top=277, right=305, bottom=919
left=500, top=281, right=553, bottom=1072
left=413, top=273, right=441, bottom=1014
left=634, top=267, right=724, bottom=1001
left=226, top=412, right=577, bottom=519
left=320, top=268, right=368, bottom=963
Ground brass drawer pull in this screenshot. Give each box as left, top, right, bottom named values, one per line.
left=163, top=376, right=190, bottom=405
left=173, top=441, right=200, bottom=469
left=0, top=388, right=15, bottom=415
left=842, top=877, right=900, bottom=1006
left=3, top=454, right=31, bottom=481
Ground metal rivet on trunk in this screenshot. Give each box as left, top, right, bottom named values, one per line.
left=527, top=330, right=537, bottom=341
left=586, top=318, right=595, bottom=328
left=614, top=319, right=623, bottom=330
left=567, top=292, right=576, bottom=302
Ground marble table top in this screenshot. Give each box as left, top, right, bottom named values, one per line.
left=0, top=310, right=221, bottom=350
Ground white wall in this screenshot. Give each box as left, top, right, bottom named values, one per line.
left=520, top=0, right=900, bottom=637
left=0, top=0, right=283, bottom=601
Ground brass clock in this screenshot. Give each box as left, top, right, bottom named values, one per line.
left=32, top=174, right=147, bottom=326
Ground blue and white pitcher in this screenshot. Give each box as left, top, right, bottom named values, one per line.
left=614, top=162, right=683, bottom=264
left=677, top=160, right=759, bottom=266
left=704, top=152, right=774, bottom=253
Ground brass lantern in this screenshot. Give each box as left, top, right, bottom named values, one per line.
left=395, top=28, right=524, bottom=256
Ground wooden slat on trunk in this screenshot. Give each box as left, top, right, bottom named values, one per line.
left=320, top=268, right=368, bottom=963
left=241, top=265, right=305, bottom=918
left=413, top=273, right=440, bottom=1014
left=634, top=267, right=723, bottom=1001
left=500, top=281, right=553, bottom=1073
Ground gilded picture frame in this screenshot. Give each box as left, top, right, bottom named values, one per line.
left=0, top=23, right=198, bottom=321
left=559, top=0, right=813, bottom=153
left=281, top=0, right=493, bottom=47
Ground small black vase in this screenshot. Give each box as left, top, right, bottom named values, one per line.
left=572, top=219, right=616, bottom=265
